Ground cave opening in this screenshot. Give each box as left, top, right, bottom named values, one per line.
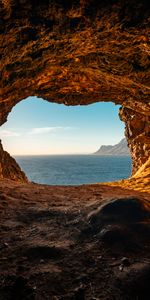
left=0, top=96, right=131, bottom=185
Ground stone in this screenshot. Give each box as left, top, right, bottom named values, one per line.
left=87, top=197, right=150, bottom=248
left=88, top=197, right=150, bottom=226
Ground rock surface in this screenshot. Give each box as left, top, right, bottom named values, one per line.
left=119, top=107, right=150, bottom=175
left=94, top=138, right=130, bottom=156
left=0, top=0, right=150, bottom=180
left=0, top=179, right=150, bottom=300
left=0, top=140, right=28, bottom=182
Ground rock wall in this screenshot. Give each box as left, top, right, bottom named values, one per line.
left=119, top=107, right=150, bottom=175
left=0, top=0, right=150, bottom=179
left=0, top=140, right=28, bottom=182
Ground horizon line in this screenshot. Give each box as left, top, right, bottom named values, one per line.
left=13, top=152, right=92, bottom=156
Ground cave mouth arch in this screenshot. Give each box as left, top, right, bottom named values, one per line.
left=0, top=96, right=132, bottom=185
left=0, top=0, right=150, bottom=188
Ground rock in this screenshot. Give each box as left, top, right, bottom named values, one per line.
left=87, top=197, right=150, bottom=248
left=0, top=0, right=150, bottom=185
left=97, top=225, right=130, bottom=245
left=88, top=197, right=150, bottom=226
left=0, top=140, right=28, bottom=182
left=119, top=107, right=150, bottom=175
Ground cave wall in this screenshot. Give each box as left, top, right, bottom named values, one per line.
left=0, top=140, right=28, bottom=182
left=119, top=107, right=150, bottom=174
left=0, top=0, right=150, bottom=180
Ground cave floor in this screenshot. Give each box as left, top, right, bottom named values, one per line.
left=0, top=179, right=150, bottom=300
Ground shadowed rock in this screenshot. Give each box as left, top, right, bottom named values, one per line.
left=85, top=197, right=150, bottom=248
left=88, top=197, right=150, bottom=225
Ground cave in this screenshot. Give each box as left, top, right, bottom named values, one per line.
left=0, top=0, right=150, bottom=189
left=0, top=1, right=150, bottom=299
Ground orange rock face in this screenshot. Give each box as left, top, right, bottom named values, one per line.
left=119, top=107, right=150, bottom=175
left=0, top=0, right=150, bottom=182
left=0, top=140, right=28, bottom=182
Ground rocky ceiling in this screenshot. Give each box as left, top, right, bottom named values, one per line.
left=0, top=0, right=150, bottom=180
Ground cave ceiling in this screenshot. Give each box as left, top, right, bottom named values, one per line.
left=0, top=0, right=150, bottom=178
left=0, top=0, right=150, bottom=124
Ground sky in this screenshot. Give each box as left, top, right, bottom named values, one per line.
left=0, top=97, right=125, bottom=155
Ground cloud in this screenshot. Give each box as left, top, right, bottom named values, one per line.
left=28, top=126, right=74, bottom=135
left=0, top=127, right=78, bottom=138
left=0, top=129, right=20, bottom=137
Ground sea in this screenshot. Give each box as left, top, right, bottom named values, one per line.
left=14, top=155, right=132, bottom=185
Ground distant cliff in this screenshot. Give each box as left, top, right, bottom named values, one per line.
left=94, top=139, right=130, bottom=156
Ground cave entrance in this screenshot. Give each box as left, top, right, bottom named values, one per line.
left=0, top=97, right=131, bottom=185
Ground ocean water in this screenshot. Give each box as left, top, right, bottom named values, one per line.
left=14, top=155, right=132, bottom=185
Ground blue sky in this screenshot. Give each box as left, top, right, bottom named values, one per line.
left=0, top=97, right=125, bottom=155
